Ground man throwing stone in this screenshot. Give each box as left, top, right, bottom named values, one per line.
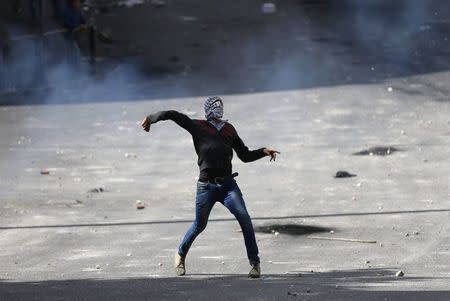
left=141, top=96, right=280, bottom=278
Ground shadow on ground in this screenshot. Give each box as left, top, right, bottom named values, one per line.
left=1, top=208, right=449, bottom=231
left=1, top=269, right=448, bottom=301
left=254, top=224, right=331, bottom=235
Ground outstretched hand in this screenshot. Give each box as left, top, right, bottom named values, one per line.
left=141, top=116, right=151, bottom=132
left=263, top=148, right=280, bottom=162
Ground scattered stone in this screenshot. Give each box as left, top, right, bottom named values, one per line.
left=127, top=253, right=132, bottom=257
left=334, top=171, right=356, bottom=178
left=40, top=170, right=50, bottom=175
left=95, top=265, right=101, bottom=270
left=380, top=243, right=384, bottom=247
left=306, top=288, right=311, bottom=293
left=396, top=270, right=404, bottom=277
left=274, top=231, right=280, bottom=236
left=400, top=130, right=406, bottom=135
left=221, top=261, right=225, bottom=265
left=365, top=260, right=370, bottom=264
left=287, top=292, right=298, bottom=296
left=89, top=187, right=104, bottom=193
left=124, top=153, right=137, bottom=158
left=413, top=231, right=420, bottom=235
left=136, top=200, right=145, bottom=209
left=387, top=87, right=393, bottom=92
left=179, top=16, right=198, bottom=22
left=405, top=233, right=410, bottom=237
left=151, top=0, right=166, bottom=7
left=261, top=2, right=276, bottom=14
left=158, top=263, right=163, bottom=266
left=329, top=230, right=335, bottom=234
left=352, top=196, right=357, bottom=201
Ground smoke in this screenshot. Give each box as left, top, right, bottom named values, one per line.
left=1, top=0, right=449, bottom=105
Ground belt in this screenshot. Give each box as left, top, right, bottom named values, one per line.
left=206, top=172, right=239, bottom=184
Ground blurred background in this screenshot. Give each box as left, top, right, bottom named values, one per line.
left=1, top=0, right=449, bottom=105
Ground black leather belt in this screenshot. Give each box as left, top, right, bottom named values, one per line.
left=207, top=172, right=239, bottom=184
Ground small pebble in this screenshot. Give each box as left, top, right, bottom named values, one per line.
left=95, top=265, right=101, bottom=269
left=158, top=263, right=163, bottom=267
left=396, top=270, right=404, bottom=277
left=136, top=200, right=145, bottom=209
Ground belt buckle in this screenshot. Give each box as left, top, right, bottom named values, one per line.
left=215, top=177, right=224, bottom=184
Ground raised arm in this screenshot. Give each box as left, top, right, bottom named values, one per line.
left=141, top=110, right=194, bottom=133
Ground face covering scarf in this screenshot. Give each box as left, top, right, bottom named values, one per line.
left=204, top=96, right=227, bottom=131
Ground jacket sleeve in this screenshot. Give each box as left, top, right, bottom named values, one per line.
left=232, top=128, right=267, bottom=163
left=147, top=110, right=194, bottom=133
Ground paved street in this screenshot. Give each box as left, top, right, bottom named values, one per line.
left=1, top=1, right=449, bottom=300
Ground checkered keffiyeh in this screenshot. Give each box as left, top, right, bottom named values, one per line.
left=204, top=96, right=224, bottom=120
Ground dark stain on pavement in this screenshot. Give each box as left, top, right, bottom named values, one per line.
left=353, top=146, right=401, bottom=156
left=254, top=224, right=332, bottom=236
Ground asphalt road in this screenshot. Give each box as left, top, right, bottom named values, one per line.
left=1, top=1, right=450, bottom=300
left=1, top=74, right=450, bottom=300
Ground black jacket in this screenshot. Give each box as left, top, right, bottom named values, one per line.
left=148, top=110, right=266, bottom=178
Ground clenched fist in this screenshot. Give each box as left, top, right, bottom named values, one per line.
left=141, top=116, right=151, bottom=132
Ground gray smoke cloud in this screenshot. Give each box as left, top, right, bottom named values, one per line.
left=1, top=0, right=449, bottom=105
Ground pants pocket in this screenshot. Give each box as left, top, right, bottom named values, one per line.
left=197, top=181, right=209, bottom=191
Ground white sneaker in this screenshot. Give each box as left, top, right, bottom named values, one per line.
left=248, top=263, right=261, bottom=278
left=174, top=253, right=186, bottom=276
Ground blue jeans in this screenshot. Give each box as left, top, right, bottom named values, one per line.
left=178, top=179, right=260, bottom=264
